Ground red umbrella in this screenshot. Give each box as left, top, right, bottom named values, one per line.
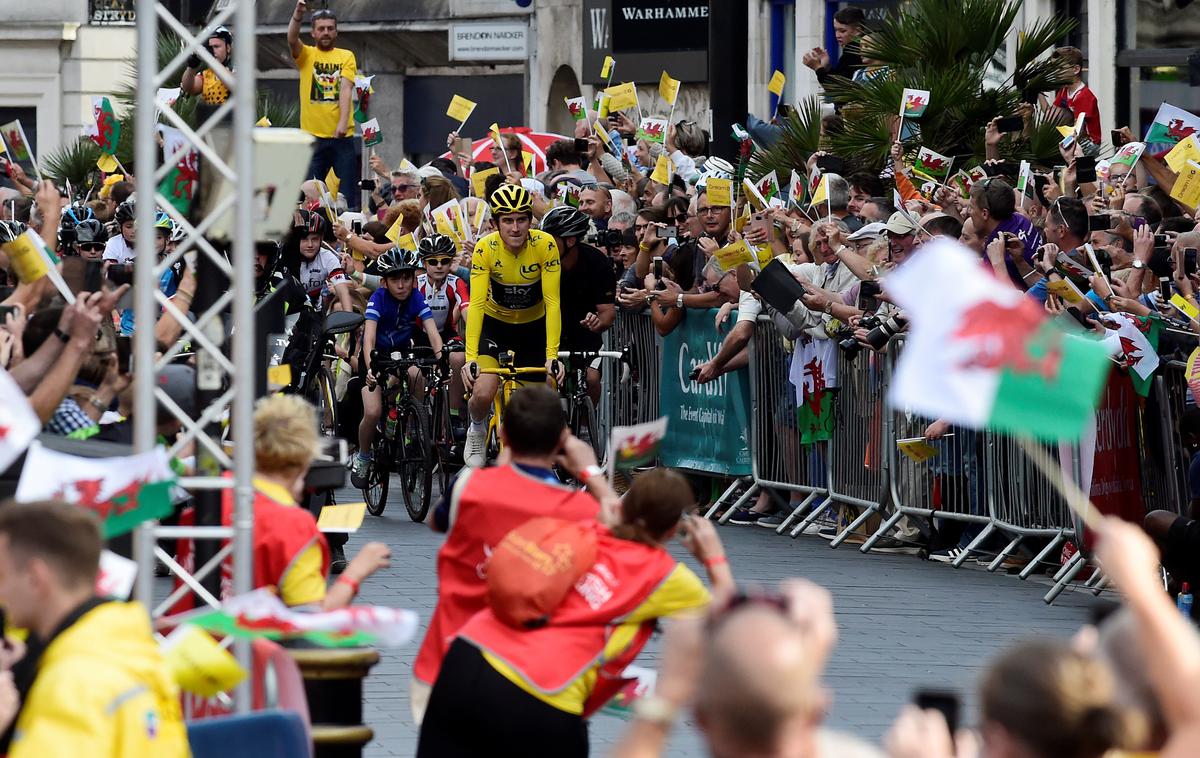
left=440, top=127, right=571, bottom=176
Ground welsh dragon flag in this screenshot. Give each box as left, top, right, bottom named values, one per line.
left=88, top=97, right=122, bottom=155
left=15, top=442, right=177, bottom=538
left=1146, top=103, right=1200, bottom=147
left=165, top=588, right=419, bottom=648
left=0, top=367, right=38, bottom=474
left=157, top=124, right=199, bottom=215
left=913, top=146, right=951, bottom=181
left=887, top=239, right=1110, bottom=441
left=1098, top=312, right=1160, bottom=398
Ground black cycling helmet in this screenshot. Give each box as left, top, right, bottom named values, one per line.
left=417, top=233, right=456, bottom=259
left=115, top=200, right=136, bottom=224
left=293, top=208, right=329, bottom=238
left=488, top=183, right=533, bottom=216
left=210, top=25, right=233, bottom=46
left=74, top=219, right=108, bottom=245
left=377, top=247, right=422, bottom=276
left=540, top=205, right=591, bottom=239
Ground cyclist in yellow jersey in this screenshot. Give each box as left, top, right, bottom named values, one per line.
left=461, top=183, right=564, bottom=467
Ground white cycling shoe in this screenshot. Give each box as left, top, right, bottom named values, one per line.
left=463, top=428, right=487, bottom=468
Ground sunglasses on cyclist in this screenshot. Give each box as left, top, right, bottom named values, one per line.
left=78, top=243, right=104, bottom=252
left=424, top=257, right=454, bottom=266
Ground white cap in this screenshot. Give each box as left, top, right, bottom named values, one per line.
left=847, top=222, right=886, bottom=241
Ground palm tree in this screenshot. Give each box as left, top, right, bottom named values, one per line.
left=749, top=0, right=1076, bottom=182
left=44, top=30, right=299, bottom=189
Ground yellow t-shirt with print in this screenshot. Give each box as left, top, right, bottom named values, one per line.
left=294, top=44, right=357, bottom=138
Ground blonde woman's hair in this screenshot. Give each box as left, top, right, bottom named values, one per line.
left=253, top=394, right=321, bottom=474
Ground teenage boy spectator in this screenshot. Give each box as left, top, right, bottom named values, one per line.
left=802, top=7, right=867, bottom=88
left=544, top=140, right=597, bottom=187
left=1040, top=47, right=1102, bottom=147
left=968, top=177, right=1042, bottom=288
left=288, top=0, right=359, bottom=209
left=0, top=501, right=188, bottom=757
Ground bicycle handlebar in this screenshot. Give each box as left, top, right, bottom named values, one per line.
left=556, top=350, right=625, bottom=361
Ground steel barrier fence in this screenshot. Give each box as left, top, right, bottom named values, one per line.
left=614, top=305, right=1195, bottom=605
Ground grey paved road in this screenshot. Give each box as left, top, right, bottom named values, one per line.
left=343, top=483, right=1103, bottom=757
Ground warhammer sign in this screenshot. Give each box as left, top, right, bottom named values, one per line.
left=613, top=1, right=708, bottom=53
left=90, top=0, right=135, bottom=25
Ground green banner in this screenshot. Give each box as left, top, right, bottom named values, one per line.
left=659, top=309, right=752, bottom=475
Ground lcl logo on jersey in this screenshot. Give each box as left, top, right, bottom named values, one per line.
left=520, top=262, right=541, bottom=278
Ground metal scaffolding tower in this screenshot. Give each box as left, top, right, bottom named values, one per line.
left=132, top=0, right=256, bottom=711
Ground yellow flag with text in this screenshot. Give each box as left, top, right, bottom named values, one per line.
left=767, top=70, right=786, bottom=97
left=658, top=71, right=680, bottom=106
left=605, top=82, right=639, bottom=113
left=446, top=94, right=477, bottom=125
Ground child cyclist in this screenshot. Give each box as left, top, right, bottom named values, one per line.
left=351, top=247, right=444, bottom=487
left=416, top=233, right=470, bottom=422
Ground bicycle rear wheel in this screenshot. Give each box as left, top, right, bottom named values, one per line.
left=399, top=403, right=433, bottom=522
left=579, top=396, right=605, bottom=464
left=364, top=439, right=391, bottom=517
left=430, top=389, right=455, bottom=495
left=313, top=366, right=338, bottom=437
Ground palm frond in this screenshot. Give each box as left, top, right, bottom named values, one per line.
left=746, top=96, right=823, bottom=180
left=43, top=138, right=103, bottom=189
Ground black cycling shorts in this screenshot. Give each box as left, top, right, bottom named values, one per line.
left=475, top=316, right=547, bottom=369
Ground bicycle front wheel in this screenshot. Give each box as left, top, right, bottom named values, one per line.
left=314, top=366, right=338, bottom=437
left=579, top=396, right=605, bottom=465
left=399, top=403, right=433, bottom=522
left=364, top=440, right=391, bottom=517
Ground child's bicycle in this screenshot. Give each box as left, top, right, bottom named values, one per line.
left=468, top=349, right=560, bottom=464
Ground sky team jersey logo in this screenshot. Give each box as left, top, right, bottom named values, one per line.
left=311, top=62, right=342, bottom=103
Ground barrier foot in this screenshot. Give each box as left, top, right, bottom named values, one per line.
left=789, top=496, right=831, bottom=539
left=860, top=510, right=903, bottom=554
left=953, top=523, right=995, bottom=569
left=713, top=480, right=757, bottom=524
left=1019, top=534, right=1063, bottom=581
left=1049, top=548, right=1080, bottom=583
left=1044, top=551, right=1086, bottom=604
left=1090, top=572, right=1110, bottom=595
left=775, top=492, right=818, bottom=535
left=830, top=505, right=878, bottom=549
left=986, top=535, right=1023, bottom=573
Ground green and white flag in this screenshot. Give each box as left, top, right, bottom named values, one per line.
left=15, top=443, right=177, bottom=537
left=1146, top=103, right=1200, bottom=147
left=157, top=124, right=198, bottom=216
left=886, top=239, right=1110, bottom=441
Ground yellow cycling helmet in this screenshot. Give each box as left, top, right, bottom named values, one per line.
left=488, top=183, right=533, bottom=216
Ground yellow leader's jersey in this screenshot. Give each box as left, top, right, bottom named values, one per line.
left=465, top=229, right=562, bottom=361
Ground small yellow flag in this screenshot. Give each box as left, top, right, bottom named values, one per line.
left=754, top=244, right=773, bottom=268
left=473, top=201, right=488, bottom=232
left=650, top=154, right=672, bottom=185
left=446, top=94, right=477, bottom=125
left=522, top=150, right=534, bottom=175
left=1056, top=125, right=1076, bottom=139
left=742, top=178, right=767, bottom=211
left=896, top=438, right=940, bottom=463
left=600, top=55, right=615, bottom=80
left=605, top=81, right=639, bottom=113
left=1046, top=278, right=1086, bottom=306
left=317, top=502, right=368, bottom=532
left=471, top=166, right=500, bottom=198
left=396, top=232, right=418, bottom=251
left=96, top=152, right=119, bottom=174
left=435, top=213, right=461, bottom=243
left=1167, top=134, right=1200, bottom=173
left=658, top=71, right=680, bottom=106
left=1170, top=159, right=1200, bottom=209
left=809, top=176, right=829, bottom=208
left=385, top=215, right=405, bottom=244
left=163, top=625, right=248, bottom=698
left=2, top=234, right=48, bottom=284
left=324, top=168, right=340, bottom=201
left=705, top=177, right=733, bottom=207
left=489, top=122, right=503, bottom=146
left=594, top=119, right=612, bottom=148
left=266, top=364, right=292, bottom=390
left=1171, top=292, right=1200, bottom=322
left=714, top=239, right=756, bottom=270
left=767, top=70, right=786, bottom=97
left=255, top=117, right=272, bottom=128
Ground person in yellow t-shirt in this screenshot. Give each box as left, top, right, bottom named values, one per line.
left=287, top=0, right=362, bottom=210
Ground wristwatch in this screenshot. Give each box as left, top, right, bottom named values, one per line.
left=676, top=293, right=685, bottom=309
left=1131, top=259, right=1146, bottom=270
left=632, top=695, right=677, bottom=726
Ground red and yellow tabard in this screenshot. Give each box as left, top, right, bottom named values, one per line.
left=460, top=525, right=709, bottom=716
left=171, top=476, right=330, bottom=612
left=412, top=465, right=599, bottom=685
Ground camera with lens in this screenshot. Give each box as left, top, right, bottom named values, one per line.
left=836, top=314, right=908, bottom=359
left=587, top=228, right=624, bottom=250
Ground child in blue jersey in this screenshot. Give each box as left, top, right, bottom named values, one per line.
left=351, top=248, right=444, bottom=486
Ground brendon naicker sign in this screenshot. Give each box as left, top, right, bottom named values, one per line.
left=583, top=0, right=709, bottom=85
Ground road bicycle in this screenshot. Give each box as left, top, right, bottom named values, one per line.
left=469, top=349, right=558, bottom=464
left=361, top=346, right=437, bottom=521
left=555, top=349, right=626, bottom=464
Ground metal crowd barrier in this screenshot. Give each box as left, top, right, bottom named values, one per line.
left=1141, top=360, right=1191, bottom=517
left=721, top=317, right=828, bottom=530
left=600, top=310, right=662, bottom=474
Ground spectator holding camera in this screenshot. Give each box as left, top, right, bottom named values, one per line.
left=180, top=26, right=233, bottom=111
